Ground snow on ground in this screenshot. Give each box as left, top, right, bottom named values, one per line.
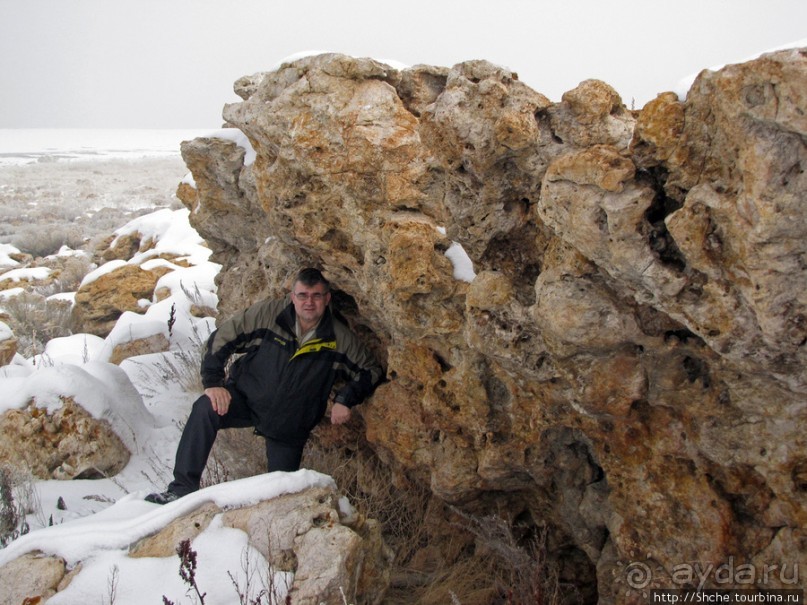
left=0, top=197, right=224, bottom=521
left=0, top=265, right=52, bottom=283
left=0, top=195, right=331, bottom=602
left=0, top=282, right=335, bottom=603
left=0, top=139, right=326, bottom=603
left=0, top=471, right=335, bottom=604
left=0, top=287, right=24, bottom=300
left=0, top=132, right=365, bottom=603
left=0, top=243, right=21, bottom=267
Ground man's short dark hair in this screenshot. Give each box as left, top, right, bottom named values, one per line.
left=294, top=268, right=330, bottom=292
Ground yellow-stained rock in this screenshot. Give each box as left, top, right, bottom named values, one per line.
left=71, top=263, right=172, bottom=337
left=0, top=397, right=129, bottom=480
left=174, top=50, right=807, bottom=602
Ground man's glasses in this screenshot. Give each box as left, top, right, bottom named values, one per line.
left=294, top=292, right=326, bottom=302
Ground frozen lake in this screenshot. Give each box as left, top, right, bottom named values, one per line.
left=0, top=129, right=207, bottom=166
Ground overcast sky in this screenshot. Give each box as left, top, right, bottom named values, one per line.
left=1, top=0, right=805, bottom=129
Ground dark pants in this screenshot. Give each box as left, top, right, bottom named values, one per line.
left=167, top=387, right=305, bottom=496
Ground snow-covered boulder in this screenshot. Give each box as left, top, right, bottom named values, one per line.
left=0, top=243, right=28, bottom=268
left=0, top=266, right=54, bottom=291
left=0, top=553, right=65, bottom=605
left=0, top=363, right=154, bottom=480
left=71, top=262, right=173, bottom=336
left=0, top=395, right=129, bottom=480
left=0, top=472, right=392, bottom=605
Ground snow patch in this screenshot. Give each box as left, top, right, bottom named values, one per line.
left=0, top=243, right=22, bottom=267
left=445, top=242, right=476, bottom=282
left=204, top=128, right=257, bottom=166
left=0, top=266, right=52, bottom=282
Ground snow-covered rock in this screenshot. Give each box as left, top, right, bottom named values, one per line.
left=0, top=362, right=154, bottom=480
left=0, top=473, right=392, bottom=605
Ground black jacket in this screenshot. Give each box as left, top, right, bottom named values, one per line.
left=201, top=297, right=383, bottom=445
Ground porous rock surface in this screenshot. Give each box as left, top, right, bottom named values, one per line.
left=177, top=50, right=807, bottom=602
left=0, top=396, right=130, bottom=480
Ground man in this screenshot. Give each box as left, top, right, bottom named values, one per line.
left=146, top=268, right=383, bottom=504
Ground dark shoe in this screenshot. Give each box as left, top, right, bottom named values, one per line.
left=145, top=490, right=180, bottom=505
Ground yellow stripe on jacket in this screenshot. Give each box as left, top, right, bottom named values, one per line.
left=290, top=338, right=337, bottom=360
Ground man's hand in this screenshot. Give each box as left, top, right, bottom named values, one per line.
left=331, top=402, right=351, bottom=425
left=205, top=387, right=232, bottom=415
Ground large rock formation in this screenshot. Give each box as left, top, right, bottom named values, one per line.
left=177, top=50, right=807, bottom=602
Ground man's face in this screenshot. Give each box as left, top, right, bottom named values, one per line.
left=291, top=281, right=331, bottom=328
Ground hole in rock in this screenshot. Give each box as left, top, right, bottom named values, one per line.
left=791, top=460, right=807, bottom=492
left=330, top=288, right=387, bottom=368
left=480, top=228, right=544, bottom=305
left=682, top=355, right=711, bottom=387
left=663, top=328, right=699, bottom=344
left=502, top=198, right=531, bottom=216
left=523, top=429, right=607, bottom=602
left=321, top=228, right=364, bottom=265
left=640, top=167, right=687, bottom=271
left=432, top=351, right=452, bottom=373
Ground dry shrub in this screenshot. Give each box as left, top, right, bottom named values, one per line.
left=411, top=555, right=501, bottom=605
left=10, top=224, right=85, bottom=258
left=0, top=465, right=21, bottom=545
left=48, top=255, right=94, bottom=293
left=301, top=434, right=500, bottom=605
left=0, top=464, right=43, bottom=547
left=130, top=320, right=212, bottom=399
left=302, top=433, right=432, bottom=567
left=1, top=292, right=73, bottom=357
left=449, top=509, right=569, bottom=605
left=0, top=252, right=93, bottom=357
left=385, top=508, right=566, bottom=605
